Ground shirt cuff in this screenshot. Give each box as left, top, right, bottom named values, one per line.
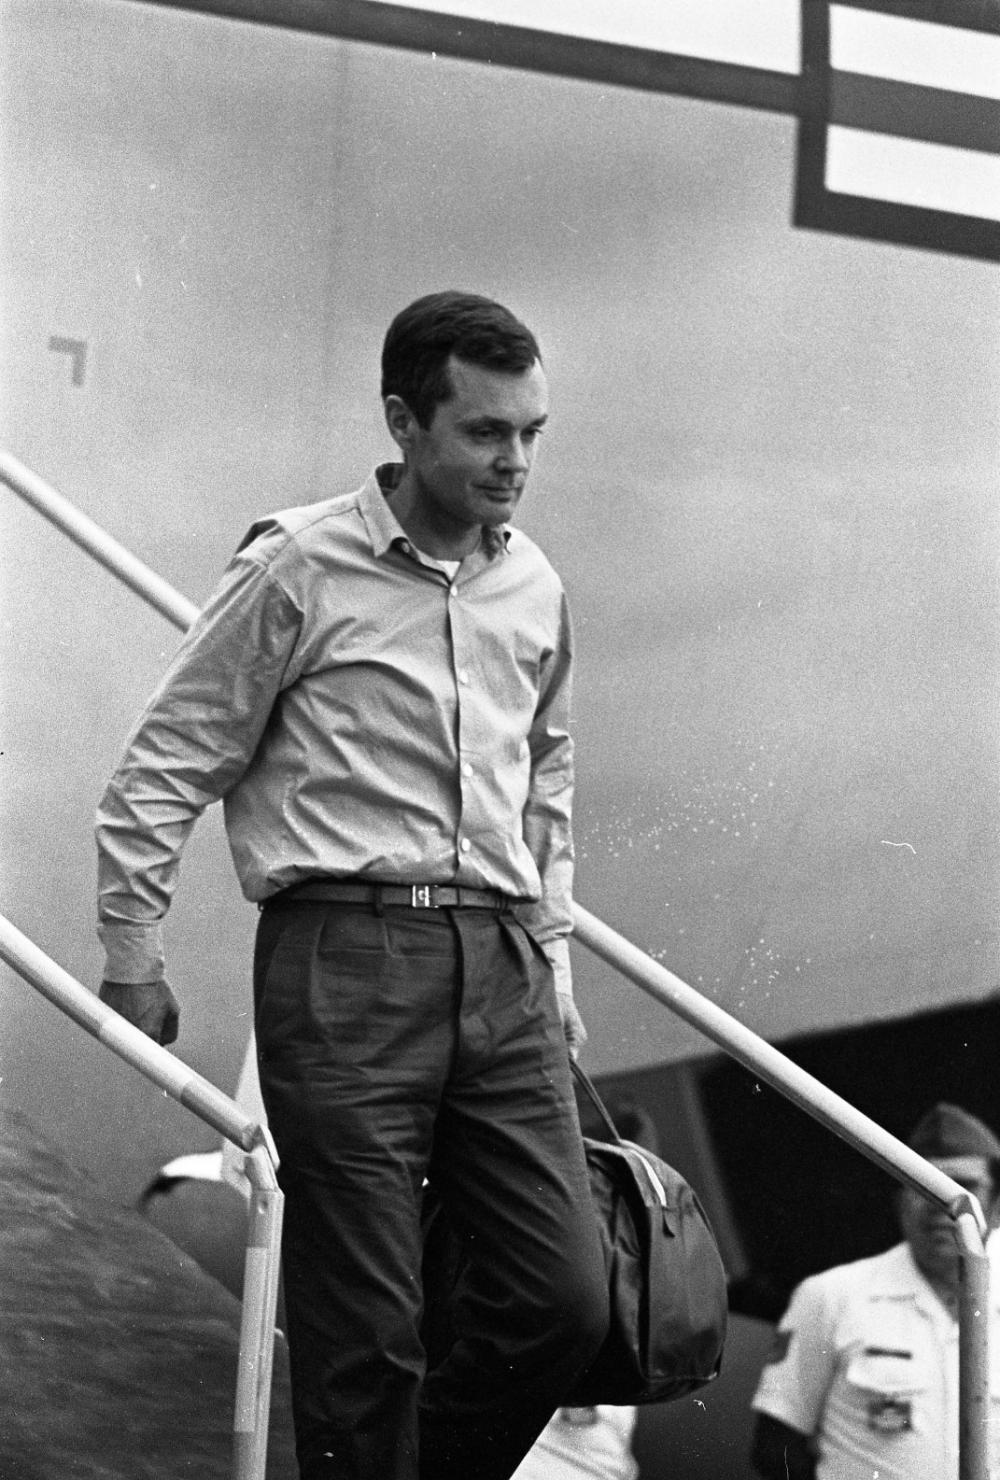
left=97, top=921, right=166, bottom=984
left=541, top=936, right=572, bottom=999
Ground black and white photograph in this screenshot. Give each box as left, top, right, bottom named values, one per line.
left=1, top=4, right=998, bottom=1477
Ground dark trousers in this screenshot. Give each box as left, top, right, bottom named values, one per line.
left=253, top=900, right=609, bottom=1480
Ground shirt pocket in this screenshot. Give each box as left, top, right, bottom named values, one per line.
left=845, top=1348, right=926, bottom=1397
left=844, top=1347, right=928, bottom=1436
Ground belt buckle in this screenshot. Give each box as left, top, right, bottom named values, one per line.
left=411, top=884, right=436, bottom=908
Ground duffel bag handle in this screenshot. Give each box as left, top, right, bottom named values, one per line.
left=570, top=1059, right=624, bottom=1147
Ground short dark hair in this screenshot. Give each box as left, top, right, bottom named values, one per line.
left=381, top=291, right=541, bottom=428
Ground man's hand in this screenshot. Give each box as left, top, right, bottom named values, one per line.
left=99, top=979, right=180, bottom=1046
left=557, top=990, right=587, bottom=1061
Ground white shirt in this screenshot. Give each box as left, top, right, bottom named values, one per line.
left=752, top=1242, right=1000, bottom=1479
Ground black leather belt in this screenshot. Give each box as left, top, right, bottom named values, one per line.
left=265, top=880, right=511, bottom=911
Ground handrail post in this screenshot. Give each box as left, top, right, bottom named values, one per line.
left=955, top=1207, right=991, bottom=1480
left=233, top=1143, right=284, bottom=1480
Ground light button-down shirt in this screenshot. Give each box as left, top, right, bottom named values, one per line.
left=97, top=465, right=575, bottom=993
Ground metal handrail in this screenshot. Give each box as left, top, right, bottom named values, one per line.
left=4, top=448, right=992, bottom=1479
left=572, top=906, right=986, bottom=1222
left=0, top=447, right=199, bottom=630
left=0, top=913, right=284, bottom=1480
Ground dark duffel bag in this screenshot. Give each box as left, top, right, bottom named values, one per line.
left=562, top=1060, right=727, bottom=1405
left=420, top=1060, right=728, bottom=1407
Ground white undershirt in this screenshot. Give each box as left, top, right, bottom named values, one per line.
left=416, top=550, right=461, bottom=580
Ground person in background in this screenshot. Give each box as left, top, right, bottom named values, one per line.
left=750, top=1102, right=1000, bottom=1480
left=512, top=1405, right=638, bottom=1480
left=95, top=291, right=608, bottom=1480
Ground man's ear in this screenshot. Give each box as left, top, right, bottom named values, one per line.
left=384, top=394, right=418, bottom=454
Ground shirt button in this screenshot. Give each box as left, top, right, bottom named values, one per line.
left=449, top=587, right=459, bottom=600
left=460, top=839, right=471, bottom=854
left=462, top=762, right=474, bottom=777
left=458, top=669, right=470, bottom=685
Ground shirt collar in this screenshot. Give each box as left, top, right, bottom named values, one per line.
left=872, top=1243, right=971, bottom=1315
left=360, top=463, right=510, bottom=561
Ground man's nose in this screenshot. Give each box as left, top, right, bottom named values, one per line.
left=495, top=435, right=530, bottom=473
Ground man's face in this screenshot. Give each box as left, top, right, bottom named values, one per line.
left=897, top=1154, right=998, bottom=1290
left=404, top=355, right=549, bottom=535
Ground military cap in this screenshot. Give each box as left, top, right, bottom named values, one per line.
left=907, top=1102, right=1000, bottom=1161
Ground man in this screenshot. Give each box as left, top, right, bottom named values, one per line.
left=96, top=292, right=609, bottom=1480
left=750, top=1102, right=1000, bottom=1479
